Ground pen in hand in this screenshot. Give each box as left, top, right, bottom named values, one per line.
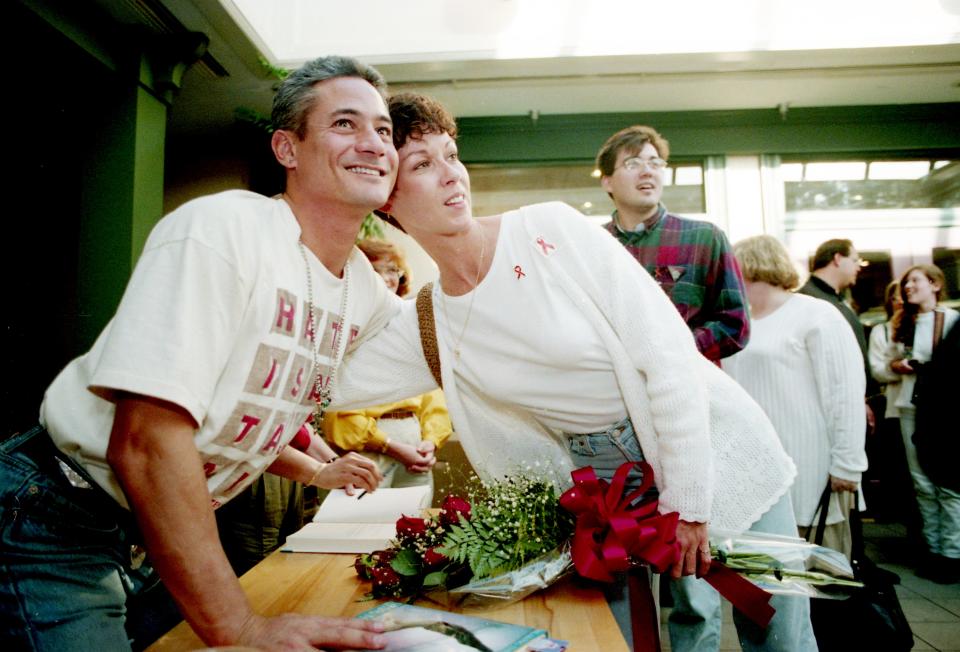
left=356, top=490, right=367, bottom=500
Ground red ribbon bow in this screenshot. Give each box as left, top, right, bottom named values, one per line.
left=559, top=461, right=680, bottom=581
left=560, top=462, right=776, bottom=638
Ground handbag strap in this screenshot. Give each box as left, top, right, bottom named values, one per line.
left=807, top=483, right=832, bottom=546
left=416, top=282, right=443, bottom=389
left=932, top=309, right=945, bottom=350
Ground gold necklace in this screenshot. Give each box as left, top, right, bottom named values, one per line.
left=440, top=229, right=486, bottom=359
left=298, top=240, right=350, bottom=427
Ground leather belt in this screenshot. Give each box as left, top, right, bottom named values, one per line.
left=378, top=409, right=416, bottom=420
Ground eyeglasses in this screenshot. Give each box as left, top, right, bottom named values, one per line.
left=846, top=255, right=869, bottom=268
left=617, top=156, right=668, bottom=172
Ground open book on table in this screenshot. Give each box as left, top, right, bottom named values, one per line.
left=281, top=485, right=431, bottom=554
left=355, top=601, right=567, bottom=651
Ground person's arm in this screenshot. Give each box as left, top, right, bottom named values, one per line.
left=692, top=229, right=751, bottom=362
left=267, top=445, right=381, bottom=492
left=549, top=207, right=713, bottom=574
left=107, top=394, right=385, bottom=649
left=808, top=311, right=868, bottom=491
left=323, top=403, right=435, bottom=473
left=868, top=322, right=900, bottom=384
left=332, top=300, right=438, bottom=411
left=417, top=389, right=453, bottom=449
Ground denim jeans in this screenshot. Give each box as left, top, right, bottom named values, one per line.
left=566, top=417, right=657, bottom=650
left=0, top=426, right=170, bottom=651
left=668, top=490, right=818, bottom=652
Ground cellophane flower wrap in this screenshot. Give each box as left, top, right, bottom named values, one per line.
left=354, top=471, right=575, bottom=608
left=709, top=528, right=861, bottom=599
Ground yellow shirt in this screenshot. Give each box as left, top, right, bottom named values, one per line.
left=322, top=389, right=452, bottom=453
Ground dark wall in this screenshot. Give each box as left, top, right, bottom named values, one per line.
left=3, top=3, right=118, bottom=432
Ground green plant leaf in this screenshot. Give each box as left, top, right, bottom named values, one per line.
left=422, top=571, right=447, bottom=587
left=390, top=549, right=421, bottom=576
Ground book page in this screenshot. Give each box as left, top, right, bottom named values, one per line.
left=313, top=486, right=432, bottom=524
left=281, top=522, right=396, bottom=554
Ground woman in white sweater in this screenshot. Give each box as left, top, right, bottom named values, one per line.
left=884, top=264, right=960, bottom=583
left=725, top=236, right=867, bottom=558
left=335, top=93, right=814, bottom=651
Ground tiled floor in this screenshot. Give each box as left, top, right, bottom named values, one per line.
left=658, top=521, right=960, bottom=650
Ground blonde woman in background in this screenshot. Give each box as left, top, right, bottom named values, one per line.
left=323, top=240, right=452, bottom=499
left=725, top=235, right=867, bottom=558
left=885, top=264, right=959, bottom=583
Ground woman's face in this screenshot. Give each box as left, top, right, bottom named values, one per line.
left=371, top=259, right=402, bottom=295
left=387, top=131, right=471, bottom=236
left=903, top=269, right=940, bottom=308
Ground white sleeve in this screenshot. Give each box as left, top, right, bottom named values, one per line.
left=90, top=238, right=250, bottom=425
left=331, top=299, right=438, bottom=410
left=808, top=309, right=868, bottom=481
left=544, top=206, right=713, bottom=520
left=868, top=322, right=899, bottom=384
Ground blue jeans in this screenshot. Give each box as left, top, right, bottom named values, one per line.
left=566, top=417, right=657, bottom=650
left=668, top=490, right=818, bottom=652
left=0, top=427, right=170, bottom=651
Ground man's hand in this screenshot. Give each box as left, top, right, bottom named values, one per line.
left=672, top=520, right=710, bottom=579
left=829, top=475, right=858, bottom=493
left=236, top=613, right=385, bottom=651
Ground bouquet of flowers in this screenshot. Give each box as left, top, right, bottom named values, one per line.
left=354, top=473, right=575, bottom=607
left=709, top=528, right=862, bottom=599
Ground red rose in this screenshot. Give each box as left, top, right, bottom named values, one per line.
left=439, top=495, right=472, bottom=526
left=354, top=554, right=375, bottom=580
left=423, top=546, right=448, bottom=568
left=371, top=565, right=401, bottom=591
left=396, top=515, right=428, bottom=539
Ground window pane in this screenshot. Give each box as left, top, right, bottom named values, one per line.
left=804, top=161, right=867, bottom=181
left=868, top=161, right=930, bottom=180
left=467, top=163, right=705, bottom=219
left=784, top=159, right=959, bottom=210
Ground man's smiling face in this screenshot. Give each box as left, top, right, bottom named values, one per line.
left=292, top=76, right=398, bottom=211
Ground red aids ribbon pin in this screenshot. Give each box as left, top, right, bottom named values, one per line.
left=536, top=237, right=556, bottom=255
left=514, top=265, right=526, bottom=279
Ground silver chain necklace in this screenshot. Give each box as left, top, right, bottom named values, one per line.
left=299, top=240, right=350, bottom=427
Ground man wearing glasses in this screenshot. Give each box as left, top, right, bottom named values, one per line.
left=798, top=238, right=870, bottom=361
left=597, top=128, right=765, bottom=651
left=596, top=126, right=750, bottom=364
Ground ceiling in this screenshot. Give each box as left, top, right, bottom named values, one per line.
left=93, top=0, right=960, bottom=137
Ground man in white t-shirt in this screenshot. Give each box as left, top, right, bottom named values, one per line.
left=0, top=56, right=399, bottom=651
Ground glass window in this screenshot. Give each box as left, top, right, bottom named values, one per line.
left=467, top=162, right=705, bottom=224
left=784, top=158, right=960, bottom=211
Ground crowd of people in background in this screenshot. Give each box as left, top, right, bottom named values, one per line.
left=1, top=53, right=956, bottom=652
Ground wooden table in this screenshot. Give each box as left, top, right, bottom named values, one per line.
left=147, top=551, right=629, bottom=650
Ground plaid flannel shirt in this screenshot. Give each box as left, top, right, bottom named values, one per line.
left=605, top=207, right=750, bottom=361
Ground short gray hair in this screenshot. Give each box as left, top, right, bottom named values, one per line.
left=272, top=55, right=387, bottom=138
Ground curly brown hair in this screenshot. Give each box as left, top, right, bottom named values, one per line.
left=388, top=92, right=458, bottom=150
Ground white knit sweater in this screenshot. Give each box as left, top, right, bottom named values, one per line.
left=723, top=294, right=866, bottom=525
left=334, top=202, right=795, bottom=533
